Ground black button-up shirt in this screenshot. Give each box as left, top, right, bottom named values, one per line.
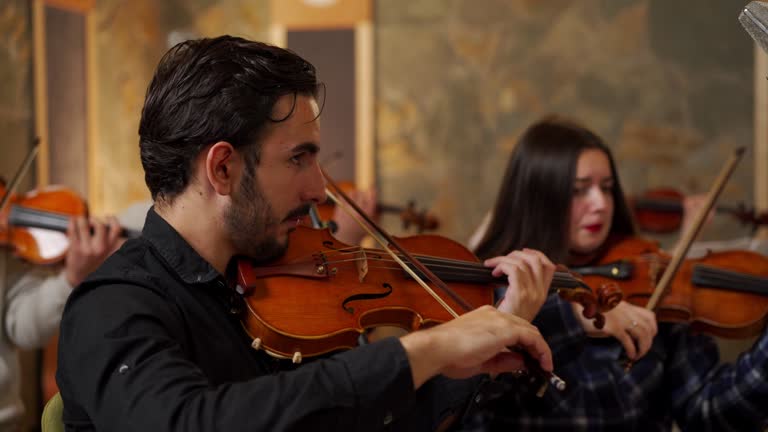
left=57, top=208, right=481, bottom=431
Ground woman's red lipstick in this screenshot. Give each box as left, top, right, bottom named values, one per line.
left=584, top=223, right=603, bottom=233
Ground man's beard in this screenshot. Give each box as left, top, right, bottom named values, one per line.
left=224, top=166, right=307, bottom=262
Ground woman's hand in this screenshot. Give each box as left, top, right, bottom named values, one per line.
left=572, top=300, right=658, bottom=360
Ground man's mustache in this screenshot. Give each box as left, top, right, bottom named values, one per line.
left=283, top=204, right=312, bottom=221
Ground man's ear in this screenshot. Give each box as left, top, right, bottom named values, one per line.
left=205, top=141, right=240, bottom=196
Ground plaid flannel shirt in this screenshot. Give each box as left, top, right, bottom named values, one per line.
left=462, top=293, right=768, bottom=431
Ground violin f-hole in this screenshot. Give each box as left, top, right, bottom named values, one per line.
left=342, top=283, right=393, bottom=314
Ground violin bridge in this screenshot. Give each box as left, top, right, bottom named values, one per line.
left=355, top=248, right=369, bottom=282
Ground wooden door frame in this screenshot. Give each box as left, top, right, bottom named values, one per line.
left=32, top=0, right=99, bottom=211
left=755, top=44, right=768, bottom=238
left=269, top=0, right=375, bottom=189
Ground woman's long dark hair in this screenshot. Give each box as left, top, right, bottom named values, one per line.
left=474, top=116, right=635, bottom=263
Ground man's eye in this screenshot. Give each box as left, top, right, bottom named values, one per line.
left=289, top=154, right=303, bottom=165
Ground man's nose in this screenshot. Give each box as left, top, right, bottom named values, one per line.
left=302, top=162, right=327, bottom=204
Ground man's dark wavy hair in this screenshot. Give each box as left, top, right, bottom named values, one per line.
left=138, top=35, right=320, bottom=203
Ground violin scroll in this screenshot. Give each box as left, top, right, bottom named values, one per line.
left=308, top=180, right=441, bottom=233
left=630, top=186, right=768, bottom=233
left=399, top=200, right=440, bottom=232
left=554, top=264, right=623, bottom=330
left=729, top=203, right=768, bottom=231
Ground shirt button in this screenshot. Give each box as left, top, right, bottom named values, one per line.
left=383, top=411, right=393, bottom=425
left=474, top=394, right=483, bottom=404
left=118, top=364, right=129, bottom=374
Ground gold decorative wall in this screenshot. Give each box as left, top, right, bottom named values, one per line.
left=0, top=0, right=35, bottom=191
left=90, top=0, right=270, bottom=215
left=376, top=0, right=754, bottom=246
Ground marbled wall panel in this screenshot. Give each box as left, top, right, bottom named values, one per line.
left=377, top=0, right=754, bottom=246
left=93, top=0, right=269, bottom=214
left=0, top=0, right=34, bottom=192
left=0, top=3, right=37, bottom=429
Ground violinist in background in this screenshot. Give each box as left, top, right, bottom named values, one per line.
left=468, top=188, right=710, bottom=256
left=326, top=187, right=377, bottom=245
left=312, top=184, right=440, bottom=244
left=56, top=36, right=557, bottom=431
left=469, top=116, right=768, bottom=431
left=682, top=189, right=768, bottom=258
left=0, top=185, right=122, bottom=430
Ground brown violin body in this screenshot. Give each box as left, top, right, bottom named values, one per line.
left=665, top=250, right=768, bottom=338
left=630, top=188, right=686, bottom=233
left=234, top=226, right=621, bottom=360
left=234, top=226, right=491, bottom=359
left=0, top=184, right=140, bottom=265
left=574, top=236, right=768, bottom=339
left=630, top=187, right=760, bottom=233
left=0, top=185, right=87, bottom=264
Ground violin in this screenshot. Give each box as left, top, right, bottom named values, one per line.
left=233, top=225, right=621, bottom=361
left=630, top=187, right=762, bottom=233
left=0, top=183, right=140, bottom=264
left=307, top=180, right=440, bottom=232
left=572, top=236, right=768, bottom=339
left=231, top=226, right=624, bottom=398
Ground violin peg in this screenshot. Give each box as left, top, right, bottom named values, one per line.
left=292, top=351, right=303, bottom=364
left=251, top=338, right=262, bottom=351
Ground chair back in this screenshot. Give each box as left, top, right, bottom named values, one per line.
left=41, top=392, right=64, bottom=432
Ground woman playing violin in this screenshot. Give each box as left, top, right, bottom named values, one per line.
left=56, top=36, right=559, bottom=432
left=470, top=116, right=768, bottom=431
left=0, top=179, right=123, bottom=430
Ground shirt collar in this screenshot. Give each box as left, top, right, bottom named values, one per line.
left=141, top=207, right=221, bottom=285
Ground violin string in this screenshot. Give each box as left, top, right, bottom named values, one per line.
left=315, top=244, right=494, bottom=269
left=587, top=256, right=768, bottom=295
left=318, top=245, right=579, bottom=281
left=268, top=243, right=583, bottom=288
left=9, top=205, right=71, bottom=232
left=591, top=254, right=673, bottom=270
left=301, top=252, right=581, bottom=288
left=319, top=248, right=491, bottom=272
left=694, top=265, right=768, bottom=293
left=322, top=255, right=493, bottom=276
left=611, top=256, right=758, bottom=281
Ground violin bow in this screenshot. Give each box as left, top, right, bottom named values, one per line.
left=322, top=169, right=566, bottom=394
left=322, top=170, right=470, bottom=317
left=646, top=146, right=746, bottom=311
left=0, top=138, right=40, bottom=212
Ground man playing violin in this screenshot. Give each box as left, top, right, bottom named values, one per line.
left=56, top=35, right=557, bottom=431
left=0, top=206, right=122, bottom=430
